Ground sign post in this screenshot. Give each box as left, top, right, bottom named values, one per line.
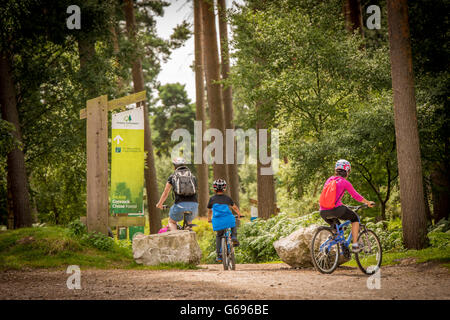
left=80, top=91, right=147, bottom=235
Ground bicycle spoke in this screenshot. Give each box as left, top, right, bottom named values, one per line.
left=355, top=230, right=382, bottom=274
left=312, top=228, right=339, bottom=273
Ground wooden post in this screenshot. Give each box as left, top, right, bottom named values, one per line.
left=80, top=91, right=146, bottom=236
left=86, top=95, right=109, bottom=235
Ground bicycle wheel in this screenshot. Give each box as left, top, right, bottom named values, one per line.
left=228, top=239, right=236, bottom=270
left=310, top=227, right=340, bottom=274
left=221, top=237, right=228, bottom=270
left=355, top=229, right=382, bottom=275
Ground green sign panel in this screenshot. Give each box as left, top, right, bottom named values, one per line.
left=111, top=107, right=144, bottom=216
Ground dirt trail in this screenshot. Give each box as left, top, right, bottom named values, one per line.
left=0, top=262, right=448, bottom=300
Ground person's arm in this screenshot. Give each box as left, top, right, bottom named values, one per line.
left=345, top=180, right=375, bottom=207
left=231, top=204, right=241, bottom=219
left=156, top=182, right=172, bottom=209
left=207, top=209, right=213, bottom=223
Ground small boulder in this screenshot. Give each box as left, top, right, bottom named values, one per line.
left=273, top=224, right=349, bottom=268
left=132, top=230, right=202, bottom=266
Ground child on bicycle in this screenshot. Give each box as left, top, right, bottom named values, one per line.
left=319, top=159, right=375, bottom=253
left=207, top=179, right=241, bottom=262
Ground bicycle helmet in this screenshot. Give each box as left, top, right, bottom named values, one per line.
left=335, top=159, right=351, bottom=172
left=172, top=157, right=186, bottom=168
left=213, top=179, right=227, bottom=192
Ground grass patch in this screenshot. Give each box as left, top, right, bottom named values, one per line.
left=342, top=246, right=450, bottom=269
left=0, top=226, right=197, bottom=271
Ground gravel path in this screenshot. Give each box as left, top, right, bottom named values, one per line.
left=0, top=262, right=448, bottom=300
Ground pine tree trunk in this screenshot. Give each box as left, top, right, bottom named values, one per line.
left=431, top=164, right=450, bottom=222
left=217, top=0, right=240, bottom=205
left=343, top=0, right=365, bottom=36
left=0, top=53, right=32, bottom=228
left=78, top=38, right=97, bottom=98
left=256, top=118, right=276, bottom=220
left=387, top=0, right=427, bottom=249
left=194, top=0, right=210, bottom=217
left=124, top=0, right=161, bottom=234
left=200, top=0, right=228, bottom=182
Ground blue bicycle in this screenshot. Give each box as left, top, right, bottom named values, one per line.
left=220, top=228, right=236, bottom=271
left=311, top=204, right=382, bottom=275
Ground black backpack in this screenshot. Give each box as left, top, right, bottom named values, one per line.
left=172, top=167, right=196, bottom=196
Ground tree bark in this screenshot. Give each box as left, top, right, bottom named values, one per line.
left=194, top=0, right=210, bottom=217
left=387, top=0, right=428, bottom=249
left=78, top=38, right=97, bottom=98
left=0, top=53, right=32, bottom=228
left=343, top=0, right=365, bottom=37
left=256, top=117, right=276, bottom=220
left=124, top=0, right=161, bottom=234
left=217, top=0, right=240, bottom=205
left=431, top=164, right=450, bottom=222
left=423, top=176, right=432, bottom=223
left=200, top=0, right=229, bottom=182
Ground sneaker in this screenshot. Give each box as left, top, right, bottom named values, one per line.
left=216, top=255, right=222, bottom=262
left=231, top=238, right=240, bottom=247
left=351, top=243, right=363, bottom=253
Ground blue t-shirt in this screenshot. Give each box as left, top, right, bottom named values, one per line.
left=207, top=194, right=236, bottom=231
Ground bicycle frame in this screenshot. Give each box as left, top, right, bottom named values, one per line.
left=222, top=228, right=233, bottom=252
left=319, top=212, right=363, bottom=255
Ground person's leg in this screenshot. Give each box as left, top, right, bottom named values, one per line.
left=351, top=222, right=360, bottom=244
left=230, top=226, right=239, bottom=246
left=216, top=230, right=225, bottom=260
left=168, top=204, right=183, bottom=231
left=320, top=209, right=340, bottom=232
left=335, top=206, right=361, bottom=251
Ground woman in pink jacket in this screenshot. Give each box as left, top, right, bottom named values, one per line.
left=319, top=159, right=375, bottom=253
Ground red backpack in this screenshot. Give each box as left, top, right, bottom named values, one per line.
left=319, top=177, right=341, bottom=209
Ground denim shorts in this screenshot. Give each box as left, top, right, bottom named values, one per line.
left=169, top=202, right=198, bottom=222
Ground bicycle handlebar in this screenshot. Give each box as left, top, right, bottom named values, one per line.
left=346, top=204, right=369, bottom=211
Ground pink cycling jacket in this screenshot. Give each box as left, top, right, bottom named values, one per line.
left=319, top=176, right=364, bottom=211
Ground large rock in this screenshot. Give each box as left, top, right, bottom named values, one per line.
left=132, top=230, right=202, bottom=266
left=273, top=224, right=349, bottom=268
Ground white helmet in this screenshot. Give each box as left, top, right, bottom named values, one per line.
left=172, top=157, right=186, bottom=167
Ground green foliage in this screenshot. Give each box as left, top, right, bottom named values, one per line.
left=427, top=219, right=450, bottom=249
left=364, top=218, right=404, bottom=252
left=67, top=219, right=87, bottom=236
left=428, top=231, right=450, bottom=250
left=67, top=220, right=114, bottom=251
left=191, top=219, right=217, bottom=264
left=0, top=226, right=132, bottom=270
left=151, top=83, right=196, bottom=158
left=235, top=213, right=322, bottom=263
left=230, top=0, right=395, bottom=219
left=80, top=232, right=114, bottom=251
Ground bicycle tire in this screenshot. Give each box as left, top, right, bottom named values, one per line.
left=221, top=237, right=228, bottom=270
left=310, top=226, right=340, bottom=274
left=228, top=238, right=236, bottom=270
left=355, top=229, right=382, bottom=275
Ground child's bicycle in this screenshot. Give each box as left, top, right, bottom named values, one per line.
left=162, top=205, right=197, bottom=230
left=310, top=204, right=382, bottom=275
left=220, top=227, right=236, bottom=271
